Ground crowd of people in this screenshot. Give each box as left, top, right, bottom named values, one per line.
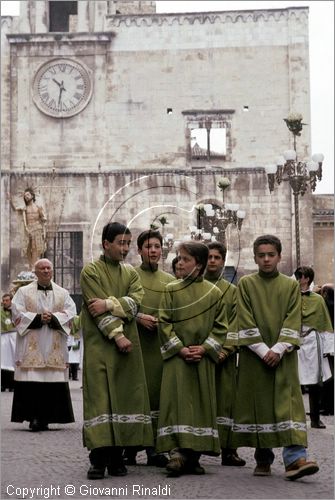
left=1, top=224, right=333, bottom=484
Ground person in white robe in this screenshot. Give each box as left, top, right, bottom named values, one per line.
left=11, top=258, right=76, bottom=432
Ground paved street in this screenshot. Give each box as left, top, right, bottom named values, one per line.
left=1, top=378, right=334, bottom=500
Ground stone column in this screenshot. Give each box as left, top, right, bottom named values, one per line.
left=35, top=0, right=48, bottom=33
left=18, top=1, right=32, bottom=33
left=77, top=0, right=90, bottom=32
left=94, top=1, right=108, bottom=31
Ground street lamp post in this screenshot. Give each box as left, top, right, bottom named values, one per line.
left=151, top=216, right=174, bottom=270
left=191, top=178, right=246, bottom=243
left=265, top=113, right=324, bottom=267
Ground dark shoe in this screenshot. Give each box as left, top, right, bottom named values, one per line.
left=167, top=470, right=181, bottom=477
left=30, top=419, right=41, bottom=432
left=107, top=464, right=127, bottom=476
left=222, top=452, right=246, bottom=467
left=166, top=456, right=185, bottom=476
left=87, top=465, right=105, bottom=480
left=311, top=420, right=326, bottom=429
left=123, top=449, right=137, bottom=465
left=253, top=464, right=271, bottom=476
left=186, top=462, right=205, bottom=475
left=147, top=454, right=169, bottom=467
left=285, top=458, right=319, bottom=481
left=123, top=456, right=136, bottom=465
left=123, top=454, right=136, bottom=465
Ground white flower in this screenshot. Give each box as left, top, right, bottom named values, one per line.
left=17, top=271, right=36, bottom=281
left=286, top=112, right=303, bottom=122
left=218, top=177, right=231, bottom=189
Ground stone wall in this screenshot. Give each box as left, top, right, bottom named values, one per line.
left=2, top=8, right=311, bottom=171
left=1, top=167, right=316, bottom=289
left=313, top=195, right=334, bottom=286
left=1, top=4, right=323, bottom=292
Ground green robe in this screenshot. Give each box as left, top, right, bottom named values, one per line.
left=80, top=255, right=153, bottom=450
left=205, top=274, right=237, bottom=448
left=301, top=292, right=333, bottom=332
left=230, top=270, right=307, bottom=448
left=1, top=307, right=15, bottom=332
left=156, top=276, right=228, bottom=455
left=135, top=264, right=175, bottom=437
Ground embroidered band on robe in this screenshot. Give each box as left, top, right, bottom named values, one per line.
left=122, top=296, right=138, bottom=316
left=84, top=412, right=152, bottom=428
left=238, top=327, right=261, bottom=345
left=278, top=327, right=300, bottom=344
left=225, top=330, right=238, bottom=345
left=204, top=337, right=222, bottom=352
left=157, top=425, right=219, bottom=438
left=217, top=416, right=233, bottom=427
left=232, top=420, right=307, bottom=433
left=98, top=315, right=123, bottom=335
left=160, top=336, right=181, bottom=354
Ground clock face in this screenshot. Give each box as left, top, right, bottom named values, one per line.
left=32, top=58, right=93, bottom=118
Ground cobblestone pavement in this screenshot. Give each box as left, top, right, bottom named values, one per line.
left=1, top=378, right=334, bottom=500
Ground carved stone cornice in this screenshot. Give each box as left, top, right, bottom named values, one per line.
left=1, top=16, right=14, bottom=29
left=7, top=32, right=114, bottom=45
left=313, top=209, right=334, bottom=223
left=106, top=7, right=308, bottom=29
left=3, top=167, right=265, bottom=177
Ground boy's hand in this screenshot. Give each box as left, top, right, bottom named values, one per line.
left=88, top=298, right=106, bottom=317
left=137, top=314, right=158, bottom=331
left=188, top=345, right=205, bottom=360
left=115, top=336, right=132, bottom=353
left=179, top=345, right=204, bottom=363
left=263, top=350, right=280, bottom=367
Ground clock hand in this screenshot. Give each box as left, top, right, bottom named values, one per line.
left=53, top=78, right=61, bottom=87
left=58, top=86, right=65, bottom=106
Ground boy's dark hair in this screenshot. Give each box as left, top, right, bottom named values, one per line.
left=102, top=222, right=131, bottom=245
left=207, top=241, right=227, bottom=261
left=171, top=256, right=179, bottom=275
left=253, top=234, right=282, bottom=255
left=137, top=229, right=163, bottom=249
left=2, top=293, right=12, bottom=301
left=178, top=241, right=209, bottom=275
left=294, top=266, right=315, bottom=286
left=321, top=284, right=334, bottom=328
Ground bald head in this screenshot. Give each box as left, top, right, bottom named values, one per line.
left=34, top=259, right=53, bottom=286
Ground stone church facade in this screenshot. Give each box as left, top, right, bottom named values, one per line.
left=1, top=1, right=333, bottom=301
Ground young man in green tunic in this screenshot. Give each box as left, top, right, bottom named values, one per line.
left=80, top=222, right=153, bottom=480
left=229, top=235, right=319, bottom=481
left=294, top=266, right=334, bottom=428
left=205, top=242, right=246, bottom=467
left=156, top=241, right=228, bottom=476
left=123, top=229, right=175, bottom=466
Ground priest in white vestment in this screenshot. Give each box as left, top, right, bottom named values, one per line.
left=11, top=259, right=76, bottom=431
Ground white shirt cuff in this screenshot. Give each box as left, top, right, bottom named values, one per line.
left=248, top=342, right=269, bottom=359
left=271, top=342, right=294, bottom=358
